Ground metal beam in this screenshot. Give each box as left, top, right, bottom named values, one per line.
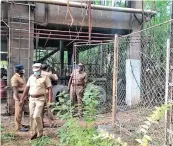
left=29, top=0, right=156, bottom=15
left=60, top=40, right=64, bottom=78
left=37, top=48, right=59, bottom=62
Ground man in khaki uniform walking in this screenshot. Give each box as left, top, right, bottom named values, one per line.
left=21, top=63, right=52, bottom=139
left=68, top=63, right=88, bottom=117
left=11, top=64, right=28, bottom=132
left=41, top=63, right=58, bottom=127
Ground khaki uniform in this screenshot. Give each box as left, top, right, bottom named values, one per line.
left=26, top=74, right=51, bottom=136
left=70, top=69, right=87, bottom=116
left=11, top=73, right=26, bottom=130
left=41, top=71, right=57, bottom=81
left=41, top=71, right=57, bottom=124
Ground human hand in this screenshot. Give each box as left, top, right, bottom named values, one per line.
left=47, top=101, right=52, bottom=108
left=18, top=100, right=23, bottom=107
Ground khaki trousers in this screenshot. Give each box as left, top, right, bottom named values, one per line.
left=70, top=85, right=84, bottom=116
left=29, top=97, right=45, bottom=136
left=42, top=97, right=54, bottom=126
left=14, top=99, right=24, bottom=130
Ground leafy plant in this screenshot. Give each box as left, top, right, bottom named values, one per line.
left=83, top=83, right=100, bottom=122
left=56, top=83, right=128, bottom=146
left=136, top=104, right=172, bottom=146
left=93, top=129, right=127, bottom=146
left=0, top=125, right=5, bottom=131
left=50, top=91, right=74, bottom=120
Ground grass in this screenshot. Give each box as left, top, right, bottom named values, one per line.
left=30, top=136, right=60, bottom=146
left=0, top=124, right=60, bottom=146
left=1, top=132, right=18, bottom=144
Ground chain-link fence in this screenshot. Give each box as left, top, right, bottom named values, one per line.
left=116, top=20, right=171, bottom=145
left=73, top=19, right=172, bottom=145
left=73, top=42, right=114, bottom=112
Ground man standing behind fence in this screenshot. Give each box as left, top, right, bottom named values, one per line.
left=68, top=63, right=88, bottom=118
left=20, top=63, right=52, bottom=139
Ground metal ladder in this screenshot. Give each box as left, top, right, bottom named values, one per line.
left=8, top=2, right=31, bottom=79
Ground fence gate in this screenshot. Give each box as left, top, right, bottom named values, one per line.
left=72, top=41, right=115, bottom=112
left=72, top=20, right=172, bottom=145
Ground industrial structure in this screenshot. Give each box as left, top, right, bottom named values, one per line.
left=1, top=1, right=156, bottom=112
left=1, top=0, right=155, bottom=77
left=5, top=1, right=173, bottom=145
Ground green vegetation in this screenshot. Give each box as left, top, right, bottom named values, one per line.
left=0, top=126, right=18, bottom=144
left=136, top=104, right=171, bottom=146
left=51, top=83, right=171, bottom=146
left=55, top=84, right=127, bottom=146
left=30, top=136, right=53, bottom=146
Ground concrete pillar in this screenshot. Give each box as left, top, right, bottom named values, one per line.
left=125, top=1, right=142, bottom=106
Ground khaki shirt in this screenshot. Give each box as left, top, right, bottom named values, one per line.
left=26, top=74, right=52, bottom=96
left=41, top=70, right=57, bottom=81
left=71, top=69, right=87, bottom=85
left=11, top=73, right=26, bottom=100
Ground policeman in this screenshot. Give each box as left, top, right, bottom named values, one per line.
left=41, top=64, right=58, bottom=81
left=68, top=63, right=88, bottom=117
left=21, top=63, right=52, bottom=139
left=41, top=63, right=58, bottom=127
left=11, top=64, right=28, bottom=132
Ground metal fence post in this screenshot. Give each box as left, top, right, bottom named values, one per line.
left=112, top=34, right=119, bottom=127
left=165, top=39, right=171, bottom=145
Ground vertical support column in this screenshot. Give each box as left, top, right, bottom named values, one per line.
left=60, top=40, right=64, bottom=79
left=99, top=44, right=103, bottom=74
left=88, top=1, right=92, bottom=43
left=112, top=34, right=119, bottom=127
left=68, top=49, right=73, bottom=66
left=125, top=0, right=142, bottom=106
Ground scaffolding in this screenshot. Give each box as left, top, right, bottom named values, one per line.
left=2, top=2, right=32, bottom=114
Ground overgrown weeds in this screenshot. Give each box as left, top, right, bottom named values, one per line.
left=51, top=83, right=171, bottom=146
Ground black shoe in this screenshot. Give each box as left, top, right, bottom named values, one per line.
left=30, top=134, right=37, bottom=140
left=22, top=125, right=30, bottom=128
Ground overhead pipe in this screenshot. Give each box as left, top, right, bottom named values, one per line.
left=30, top=0, right=156, bottom=15
left=2, top=30, right=113, bottom=39
left=1, top=26, right=115, bottom=36
left=0, top=34, right=112, bottom=43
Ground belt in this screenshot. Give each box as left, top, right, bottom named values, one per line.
left=18, top=91, right=23, bottom=94
left=30, top=94, right=45, bottom=98
left=72, top=83, right=84, bottom=86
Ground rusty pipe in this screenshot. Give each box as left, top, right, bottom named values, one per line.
left=2, top=31, right=113, bottom=39
left=1, top=27, right=114, bottom=36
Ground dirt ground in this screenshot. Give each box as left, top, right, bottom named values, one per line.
left=2, top=101, right=162, bottom=146
left=1, top=101, right=62, bottom=146
left=1, top=101, right=113, bottom=146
